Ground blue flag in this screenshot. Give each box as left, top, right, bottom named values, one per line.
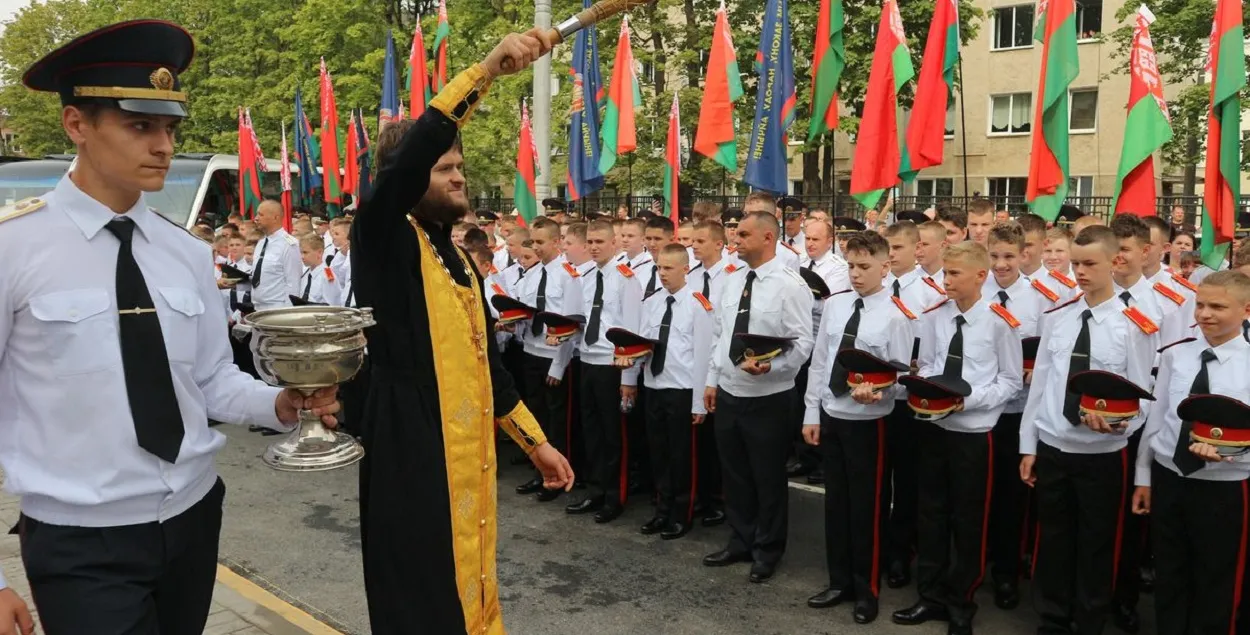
left=380, top=30, right=401, bottom=124
left=566, top=0, right=604, bottom=201
left=744, top=0, right=796, bottom=194
left=293, top=86, right=322, bottom=206
left=354, top=108, right=373, bottom=201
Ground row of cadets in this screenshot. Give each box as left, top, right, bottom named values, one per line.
left=701, top=211, right=814, bottom=584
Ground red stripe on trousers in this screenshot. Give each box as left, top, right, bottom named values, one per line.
left=968, top=432, right=995, bottom=600
left=1111, top=448, right=1127, bottom=592
left=1231, top=481, right=1248, bottom=635
left=870, top=418, right=885, bottom=598
left=619, top=414, right=629, bottom=506
left=687, top=423, right=700, bottom=523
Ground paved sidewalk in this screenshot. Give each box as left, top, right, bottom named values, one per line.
left=0, top=483, right=342, bottom=635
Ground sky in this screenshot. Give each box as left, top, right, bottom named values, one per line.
left=0, top=0, right=32, bottom=33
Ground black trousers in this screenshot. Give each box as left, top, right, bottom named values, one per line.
left=339, top=354, right=372, bottom=437
left=1151, top=462, right=1248, bottom=635
left=696, top=412, right=723, bottom=511
left=990, top=412, right=1030, bottom=585
left=521, top=352, right=570, bottom=457
left=821, top=413, right=887, bottom=601
left=1114, top=427, right=1146, bottom=611
left=645, top=387, right=697, bottom=522
left=916, top=425, right=994, bottom=624
left=790, top=362, right=820, bottom=469
left=883, top=400, right=919, bottom=567
left=1032, top=442, right=1128, bottom=635
left=580, top=362, right=627, bottom=507
left=230, top=331, right=257, bottom=378
left=715, top=389, right=792, bottom=566
left=21, top=479, right=225, bottom=635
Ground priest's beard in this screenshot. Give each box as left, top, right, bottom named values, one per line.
left=414, top=190, right=469, bottom=227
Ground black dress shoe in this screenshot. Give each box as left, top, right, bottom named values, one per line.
left=748, top=562, right=775, bottom=583
left=248, top=425, right=265, bottom=433
left=1112, top=604, right=1140, bottom=634
left=640, top=516, right=667, bottom=535
left=892, top=600, right=950, bottom=625
left=853, top=599, right=879, bottom=624
left=565, top=497, right=604, bottom=515
left=260, top=427, right=284, bottom=436
left=1139, top=565, right=1155, bottom=594
left=806, top=468, right=825, bottom=485
left=702, top=549, right=751, bottom=567
left=886, top=560, right=911, bottom=589
left=593, top=505, right=624, bottom=524
left=701, top=509, right=726, bottom=527
left=947, top=620, right=973, bottom=635
left=534, top=488, right=561, bottom=502
left=660, top=520, right=691, bottom=540
left=785, top=457, right=810, bottom=478
left=993, top=581, right=1020, bottom=610
left=806, top=588, right=854, bottom=609
left=573, top=480, right=587, bottom=490
left=515, top=477, right=543, bottom=495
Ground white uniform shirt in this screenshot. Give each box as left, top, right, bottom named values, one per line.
left=492, top=244, right=514, bottom=273
left=640, top=285, right=715, bottom=413
left=217, top=259, right=252, bottom=319
left=688, top=257, right=740, bottom=310
left=804, top=287, right=914, bottom=424
left=1137, top=336, right=1250, bottom=486
left=775, top=241, right=802, bottom=271
left=632, top=252, right=661, bottom=298
left=918, top=299, right=1024, bottom=433
left=983, top=274, right=1047, bottom=413
left=1145, top=268, right=1198, bottom=344
left=1034, top=266, right=1080, bottom=307
left=297, top=265, right=342, bottom=306
left=0, top=178, right=285, bottom=580
left=707, top=255, right=814, bottom=397
left=803, top=249, right=851, bottom=295
left=1020, top=294, right=1158, bottom=456
left=518, top=258, right=584, bottom=379
left=912, top=267, right=948, bottom=310
left=578, top=261, right=642, bottom=385
left=783, top=230, right=806, bottom=252
left=250, top=228, right=302, bottom=311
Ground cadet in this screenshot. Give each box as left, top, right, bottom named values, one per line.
left=641, top=216, right=676, bottom=297
left=935, top=207, right=969, bottom=244
left=966, top=200, right=995, bottom=245
left=295, top=233, right=341, bottom=306
left=802, top=230, right=914, bottom=624
left=250, top=199, right=303, bottom=310
left=915, top=221, right=950, bottom=306
left=742, top=192, right=802, bottom=270
left=778, top=196, right=807, bottom=248
left=1038, top=226, right=1080, bottom=305
left=0, top=20, right=338, bottom=635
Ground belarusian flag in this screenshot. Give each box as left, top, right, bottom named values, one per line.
left=319, top=58, right=344, bottom=216
left=1025, top=0, right=1078, bottom=221
left=1200, top=0, right=1245, bottom=268
left=1109, top=5, right=1172, bottom=217
left=279, top=123, right=293, bottom=231
left=901, top=0, right=959, bottom=181
left=432, top=0, right=450, bottom=92
left=849, top=0, right=914, bottom=209
left=408, top=21, right=431, bottom=118
left=344, top=109, right=360, bottom=196
left=237, top=108, right=263, bottom=218
left=807, top=0, right=845, bottom=141
left=598, top=16, right=641, bottom=174
left=663, top=92, right=681, bottom=229
left=693, top=0, right=743, bottom=171
left=514, top=100, right=539, bottom=226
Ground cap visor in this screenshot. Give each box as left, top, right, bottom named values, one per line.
left=116, top=98, right=187, bottom=117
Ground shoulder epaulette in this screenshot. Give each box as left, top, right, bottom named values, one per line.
left=491, top=282, right=508, bottom=298
left=0, top=197, right=47, bottom=225
left=1030, top=278, right=1060, bottom=303
left=493, top=244, right=505, bottom=252
left=990, top=303, right=1021, bottom=328
left=1044, top=293, right=1085, bottom=314
left=1123, top=306, right=1160, bottom=335
left=922, top=276, right=947, bottom=296
left=892, top=296, right=917, bottom=320
left=1152, top=282, right=1185, bottom=306
left=693, top=292, right=713, bottom=312
left=283, top=233, right=298, bottom=246
left=562, top=262, right=580, bottom=278
left=781, top=242, right=799, bottom=254
left=725, top=263, right=739, bottom=274
left=1049, top=269, right=1077, bottom=289
left=1171, top=272, right=1198, bottom=293
left=616, top=263, right=635, bottom=278
left=923, top=298, right=950, bottom=314
left=782, top=267, right=805, bottom=284
left=1157, top=337, right=1196, bottom=354
left=727, top=246, right=738, bottom=254
left=323, top=266, right=336, bottom=282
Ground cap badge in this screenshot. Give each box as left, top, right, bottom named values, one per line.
left=920, top=399, right=930, bottom=408
left=1094, top=399, right=1107, bottom=410
left=1212, top=428, right=1224, bottom=440
left=852, top=373, right=864, bottom=384
left=150, top=67, right=175, bottom=91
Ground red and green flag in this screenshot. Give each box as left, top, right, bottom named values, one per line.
left=319, top=58, right=344, bottom=216
left=1025, top=0, right=1079, bottom=221
left=807, top=0, right=845, bottom=142
left=598, top=16, right=641, bottom=174
left=432, top=0, right=450, bottom=93
left=279, top=123, right=293, bottom=230
left=344, top=109, right=360, bottom=196
left=514, top=100, right=540, bottom=226
left=1109, top=6, right=1172, bottom=217
left=901, top=0, right=959, bottom=181
left=408, top=21, right=431, bottom=118
left=237, top=108, right=264, bottom=218
left=663, top=92, right=681, bottom=229
left=1200, top=0, right=1245, bottom=268
left=693, top=0, right=744, bottom=172
left=849, top=0, right=914, bottom=209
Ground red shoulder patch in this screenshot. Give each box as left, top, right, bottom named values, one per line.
left=693, top=292, right=713, bottom=312
left=892, top=296, right=917, bottom=320
left=1157, top=337, right=1196, bottom=354
left=922, top=276, right=947, bottom=296
left=923, top=298, right=950, bottom=314
left=1044, top=293, right=1085, bottom=314
left=323, top=266, right=336, bottom=283
left=490, top=282, right=508, bottom=298
left=1152, top=282, right=1185, bottom=306
left=1171, top=272, right=1198, bottom=292
left=616, top=263, right=635, bottom=278
left=1049, top=269, right=1077, bottom=289
left=1123, top=306, right=1160, bottom=335
left=489, top=264, right=499, bottom=275
left=562, top=262, right=580, bottom=278
left=725, top=263, right=739, bottom=274
left=1030, top=278, right=1060, bottom=303
left=990, top=303, right=1021, bottom=328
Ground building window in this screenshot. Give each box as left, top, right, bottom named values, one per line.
left=915, top=178, right=954, bottom=207
left=1075, top=1, right=1103, bottom=40
left=1068, top=176, right=1094, bottom=198
left=792, top=181, right=804, bottom=196
left=987, top=177, right=1029, bottom=198
left=989, top=93, right=1032, bottom=135
left=945, top=100, right=956, bottom=138
left=993, top=6, right=1035, bottom=50
left=1069, top=89, right=1098, bottom=132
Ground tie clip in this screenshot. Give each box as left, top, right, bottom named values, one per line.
left=119, top=307, right=157, bottom=316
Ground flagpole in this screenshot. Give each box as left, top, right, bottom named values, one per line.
left=628, top=152, right=634, bottom=209
left=958, top=57, right=970, bottom=212
left=831, top=132, right=839, bottom=216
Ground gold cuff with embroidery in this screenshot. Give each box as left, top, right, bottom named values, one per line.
left=430, top=64, right=492, bottom=126
left=496, top=402, right=547, bottom=454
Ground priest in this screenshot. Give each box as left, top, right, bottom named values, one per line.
left=345, top=30, right=572, bottom=634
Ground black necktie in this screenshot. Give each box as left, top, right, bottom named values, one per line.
left=1174, top=348, right=1218, bottom=476
left=531, top=267, right=548, bottom=336
left=997, top=289, right=1009, bottom=308
left=703, top=271, right=711, bottom=298
left=1063, top=309, right=1095, bottom=426
left=727, top=271, right=757, bottom=364
left=828, top=298, right=865, bottom=396
left=585, top=271, right=605, bottom=345
left=251, top=237, right=268, bottom=287
left=1243, top=319, right=1248, bottom=343
left=345, top=283, right=355, bottom=307
left=944, top=315, right=967, bottom=379
left=646, top=266, right=659, bottom=297
left=105, top=218, right=184, bottom=463
left=1120, top=290, right=1132, bottom=307
left=652, top=296, right=676, bottom=376
left=892, top=279, right=901, bottom=298
left=301, top=270, right=313, bottom=300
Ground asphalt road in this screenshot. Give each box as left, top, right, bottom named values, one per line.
left=214, top=425, right=1154, bottom=634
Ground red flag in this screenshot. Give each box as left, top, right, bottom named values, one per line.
left=1199, top=0, right=1246, bottom=266
left=849, top=0, right=914, bottom=208
left=514, top=100, right=539, bottom=227
left=432, top=0, right=450, bottom=92
left=408, top=22, right=431, bottom=118
left=237, top=108, right=264, bottom=218
left=319, top=58, right=344, bottom=212
left=901, top=0, right=959, bottom=180
left=344, top=110, right=360, bottom=196
left=663, top=92, right=681, bottom=230
left=279, top=124, right=293, bottom=230
left=694, top=1, right=744, bottom=171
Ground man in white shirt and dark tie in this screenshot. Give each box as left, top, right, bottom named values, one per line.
left=249, top=199, right=302, bottom=311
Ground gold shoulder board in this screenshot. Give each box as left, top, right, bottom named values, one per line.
left=0, top=197, right=47, bottom=224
